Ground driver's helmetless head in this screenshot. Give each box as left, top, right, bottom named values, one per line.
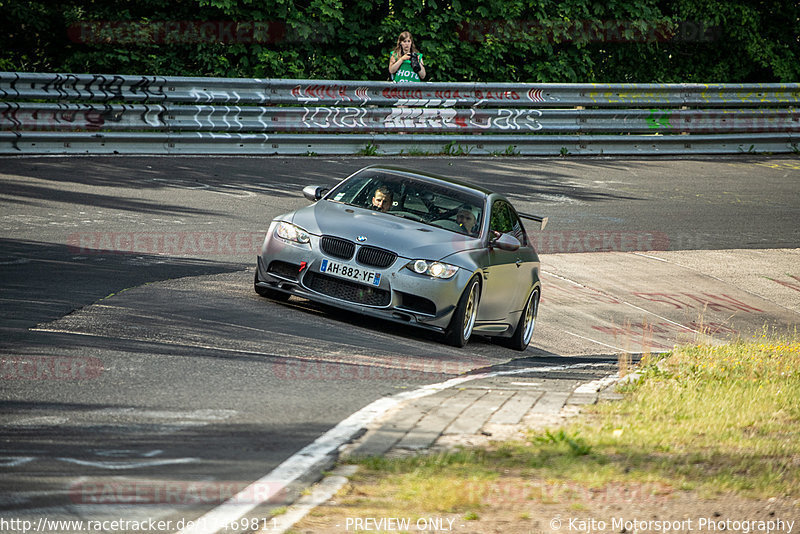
left=372, top=186, right=392, bottom=212
left=456, top=207, right=477, bottom=232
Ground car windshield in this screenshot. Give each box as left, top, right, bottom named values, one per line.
left=325, top=169, right=486, bottom=237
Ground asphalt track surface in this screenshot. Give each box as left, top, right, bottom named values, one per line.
left=0, top=156, right=799, bottom=533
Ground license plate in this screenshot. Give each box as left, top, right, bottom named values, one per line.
left=320, top=259, right=382, bottom=286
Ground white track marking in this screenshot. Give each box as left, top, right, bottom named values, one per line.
left=175, top=361, right=615, bottom=534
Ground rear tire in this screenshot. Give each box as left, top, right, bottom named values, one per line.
left=504, top=287, right=539, bottom=351
left=444, top=276, right=481, bottom=347
left=254, top=269, right=290, bottom=301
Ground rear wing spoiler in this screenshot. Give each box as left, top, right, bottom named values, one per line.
left=518, top=213, right=548, bottom=231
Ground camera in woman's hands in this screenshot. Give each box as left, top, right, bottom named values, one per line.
left=410, top=52, right=421, bottom=73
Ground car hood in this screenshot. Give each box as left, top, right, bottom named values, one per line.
left=286, top=200, right=482, bottom=263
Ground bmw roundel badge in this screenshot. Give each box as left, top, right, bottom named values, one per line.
left=357, top=235, right=367, bottom=242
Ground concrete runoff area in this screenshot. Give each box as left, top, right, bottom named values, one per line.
left=535, top=248, right=800, bottom=356
left=346, top=247, right=799, bottom=459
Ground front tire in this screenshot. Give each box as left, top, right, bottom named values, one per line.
left=444, top=276, right=481, bottom=347
left=254, top=269, right=290, bottom=301
left=504, top=287, right=539, bottom=351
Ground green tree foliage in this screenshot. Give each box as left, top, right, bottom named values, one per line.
left=0, top=0, right=797, bottom=82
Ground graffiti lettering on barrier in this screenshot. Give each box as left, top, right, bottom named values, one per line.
left=646, top=108, right=799, bottom=133
left=381, top=108, right=542, bottom=130
left=292, top=84, right=366, bottom=103
left=0, top=104, right=165, bottom=131
left=383, top=86, right=525, bottom=104
left=589, top=90, right=668, bottom=105
left=646, top=109, right=671, bottom=129
left=301, top=107, right=368, bottom=129
left=698, top=86, right=800, bottom=105
left=383, top=107, right=459, bottom=129
left=395, top=98, right=457, bottom=107
left=475, top=89, right=520, bottom=101
left=528, top=88, right=546, bottom=103
left=381, top=87, right=424, bottom=100
left=189, top=88, right=244, bottom=104
left=380, top=88, right=556, bottom=105
left=467, top=108, right=543, bottom=130
left=40, top=73, right=81, bottom=100
left=18, top=73, right=166, bottom=102
left=433, top=90, right=469, bottom=100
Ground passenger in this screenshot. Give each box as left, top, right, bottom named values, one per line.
left=371, top=186, right=393, bottom=212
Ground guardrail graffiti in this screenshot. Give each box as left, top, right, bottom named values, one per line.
left=1, top=72, right=798, bottom=155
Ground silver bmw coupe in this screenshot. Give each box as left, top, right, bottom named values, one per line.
left=254, top=165, right=544, bottom=349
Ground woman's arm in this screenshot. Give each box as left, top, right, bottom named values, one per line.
left=388, top=52, right=408, bottom=75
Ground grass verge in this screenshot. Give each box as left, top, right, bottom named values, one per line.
left=325, top=337, right=800, bottom=523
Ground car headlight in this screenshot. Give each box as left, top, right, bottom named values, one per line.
left=275, top=221, right=311, bottom=244
left=406, top=259, right=459, bottom=279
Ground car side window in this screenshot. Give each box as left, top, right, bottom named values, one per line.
left=489, top=201, right=513, bottom=235
left=507, top=206, right=529, bottom=246
left=490, top=201, right=529, bottom=246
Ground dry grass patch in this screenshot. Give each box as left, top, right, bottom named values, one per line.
left=286, top=336, right=800, bottom=532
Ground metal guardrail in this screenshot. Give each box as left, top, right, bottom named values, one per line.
left=3, top=102, right=797, bottom=134
left=1, top=72, right=798, bottom=155
left=2, top=132, right=795, bottom=157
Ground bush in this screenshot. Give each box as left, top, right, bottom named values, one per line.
left=1, top=0, right=797, bottom=82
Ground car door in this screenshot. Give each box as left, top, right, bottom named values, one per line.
left=477, top=200, right=528, bottom=321
left=505, top=203, right=538, bottom=312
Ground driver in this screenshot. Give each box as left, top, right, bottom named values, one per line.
left=371, top=186, right=393, bottom=213
left=455, top=205, right=479, bottom=236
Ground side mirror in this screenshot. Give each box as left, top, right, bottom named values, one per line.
left=302, top=185, right=328, bottom=202
left=491, top=233, right=521, bottom=251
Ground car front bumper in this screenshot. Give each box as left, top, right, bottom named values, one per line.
left=255, top=229, right=474, bottom=332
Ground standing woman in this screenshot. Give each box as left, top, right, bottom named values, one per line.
left=389, top=31, right=426, bottom=82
